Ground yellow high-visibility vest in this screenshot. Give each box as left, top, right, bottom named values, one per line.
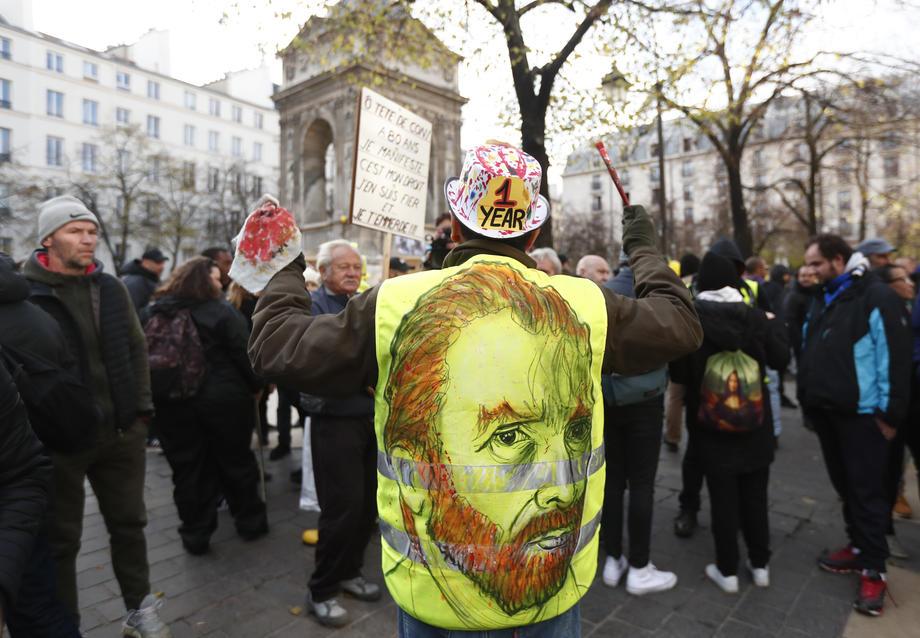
left=373, top=253, right=608, bottom=630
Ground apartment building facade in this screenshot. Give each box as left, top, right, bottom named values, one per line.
left=0, top=1, right=279, bottom=268
left=562, top=94, right=919, bottom=261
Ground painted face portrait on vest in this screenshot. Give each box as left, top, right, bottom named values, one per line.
left=382, top=262, right=595, bottom=623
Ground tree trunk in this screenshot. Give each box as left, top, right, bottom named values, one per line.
left=520, top=102, right=553, bottom=248
left=725, top=157, right=753, bottom=257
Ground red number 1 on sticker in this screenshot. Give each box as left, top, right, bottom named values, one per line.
left=493, top=179, right=517, bottom=207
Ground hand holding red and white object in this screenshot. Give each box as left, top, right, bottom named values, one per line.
left=229, top=194, right=303, bottom=294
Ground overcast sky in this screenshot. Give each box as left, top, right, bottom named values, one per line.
left=28, top=0, right=920, bottom=183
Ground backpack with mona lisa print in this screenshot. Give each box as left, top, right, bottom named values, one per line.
left=697, top=347, right=764, bottom=434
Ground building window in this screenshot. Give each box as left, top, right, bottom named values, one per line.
left=46, top=136, right=63, bottom=167
left=591, top=195, right=602, bottom=211
left=652, top=188, right=661, bottom=205
left=46, top=90, right=63, bottom=117
left=82, top=143, right=98, bottom=173
left=207, top=167, right=220, bottom=193
left=650, top=142, right=660, bottom=158
left=881, top=133, right=899, bottom=150
left=147, top=80, right=159, bottom=99
left=753, top=149, right=764, bottom=168
left=683, top=138, right=693, bottom=153
left=591, top=174, right=601, bottom=190
left=148, top=156, right=161, bottom=184
left=684, top=207, right=693, bottom=222
left=182, top=161, right=196, bottom=189
left=620, top=169, right=630, bottom=186
left=755, top=173, right=766, bottom=188
left=837, top=165, right=853, bottom=183
left=683, top=184, right=693, bottom=201
left=0, top=39, right=9, bottom=60
left=116, top=71, right=131, bottom=91
left=117, top=150, right=130, bottom=173
left=184, top=91, right=196, bottom=110
left=82, top=99, right=98, bottom=125
left=253, top=142, right=262, bottom=162
left=116, top=107, right=130, bottom=124
left=839, top=190, right=852, bottom=211
left=81, top=61, right=98, bottom=80
left=682, top=160, right=694, bottom=178
left=0, top=128, right=10, bottom=161
left=184, top=124, right=195, bottom=147
left=0, top=237, right=10, bottom=253
left=147, top=115, right=160, bottom=139
left=254, top=112, right=263, bottom=129
left=209, top=98, right=220, bottom=116
left=232, top=105, right=242, bottom=122
left=208, top=131, right=219, bottom=152
left=884, top=156, right=899, bottom=178
left=650, top=166, right=660, bottom=182
left=46, top=52, right=63, bottom=72
left=232, top=136, right=242, bottom=157
left=0, top=79, right=9, bottom=109
left=230, top=170, right=241, bottom=194
left=250, top=175, right=263, bottom=197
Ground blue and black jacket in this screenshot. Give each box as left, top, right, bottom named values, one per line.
left=798, top=272, right=911, bottom=424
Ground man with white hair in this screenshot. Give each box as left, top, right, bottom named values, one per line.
left=576, top=254, right=612, bottom=284
left=298, top=239, right=380, bottom=624
left=530, top=247, right=563, bottom=276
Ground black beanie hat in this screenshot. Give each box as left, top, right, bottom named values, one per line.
left=697, top=251, right=740, bottom=292
left=679, top=253, right=700, bottom=277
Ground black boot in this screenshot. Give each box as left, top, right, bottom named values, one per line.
left=674, top=510, right=697, bottom=538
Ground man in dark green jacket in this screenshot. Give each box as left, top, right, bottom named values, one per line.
left=22, top=196, right=169, bottom=638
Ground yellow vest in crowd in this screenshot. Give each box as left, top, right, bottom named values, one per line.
left=741, top=278, right=759, bottom=308
left=373, top=253, right=608, bottom=630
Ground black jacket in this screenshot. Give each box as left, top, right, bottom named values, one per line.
left=672, top=293, right=789, bottom=474
left=0, top=354, right=52, bottom=619
left=120, top=260, right=160, bottom=312
left=798, top=272, right=912, bottom=423
left=0, top=255, right=72, bottom=367
left=142, top=296, right=260, bottom=402
left=783, top=276, right=818, bottom=360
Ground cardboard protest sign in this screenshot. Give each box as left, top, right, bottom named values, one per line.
left=350, top=87, right=431, bottom=241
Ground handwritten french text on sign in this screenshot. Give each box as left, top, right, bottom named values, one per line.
left=350, top=88, right=431, bottom=241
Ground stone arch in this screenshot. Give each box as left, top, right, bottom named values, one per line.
left=301, top=118, right=334, bottom=225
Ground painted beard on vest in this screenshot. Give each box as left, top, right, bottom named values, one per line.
left=427, top=478, right=585, bottom=615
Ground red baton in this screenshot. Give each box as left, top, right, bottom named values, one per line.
left=595, top=141, right=630, bottom=207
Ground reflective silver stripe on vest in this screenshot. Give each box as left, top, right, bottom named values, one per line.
left=379, top=509, right=601, bottom=571
left=377, top=444, right=604, bottom=494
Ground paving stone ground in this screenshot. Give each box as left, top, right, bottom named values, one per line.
left=54, top=383, right=920, bottom=636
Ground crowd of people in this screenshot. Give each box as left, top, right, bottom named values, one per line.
left=1, top=140, right=918, bottom=638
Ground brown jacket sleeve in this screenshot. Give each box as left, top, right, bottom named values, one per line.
left=248, top=260, right=379, bottom=396
left=601, top=245, right=702, bottom=375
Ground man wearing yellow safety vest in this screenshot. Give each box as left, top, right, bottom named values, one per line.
left=246, top=141, right=702, bottom=635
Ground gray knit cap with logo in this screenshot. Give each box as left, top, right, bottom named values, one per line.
left=37, top=195, right=99, bottom=241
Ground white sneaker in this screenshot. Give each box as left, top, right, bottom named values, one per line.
left=746, top=559, right=770, bottom=587
left=705, top=563, right=739, bottom=594
left=122, top=593, right=171, bottom=638
left=307, top=593, right=349, bottom=627
left=626, top=562, right=678, bottom=595
left=602, top=554, right=628, bottom=588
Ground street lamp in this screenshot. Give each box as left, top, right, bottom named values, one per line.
left=601, top=66, right=629, bottom=105
left=601, top=67, right=669, bottom=254
left=601, top=65, right=629, bottom=255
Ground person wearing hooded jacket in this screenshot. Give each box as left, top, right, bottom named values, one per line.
left=0, top=253, right=82, bottom=637
left=0, top=353, right=54, bottom=633
left=671, top=252, right=789, bottom=593
left=800, top=234, right=911, bottom=616
left=141, top=257, right=267, bottom=555
left=674, top=238, right=776, bottom=539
